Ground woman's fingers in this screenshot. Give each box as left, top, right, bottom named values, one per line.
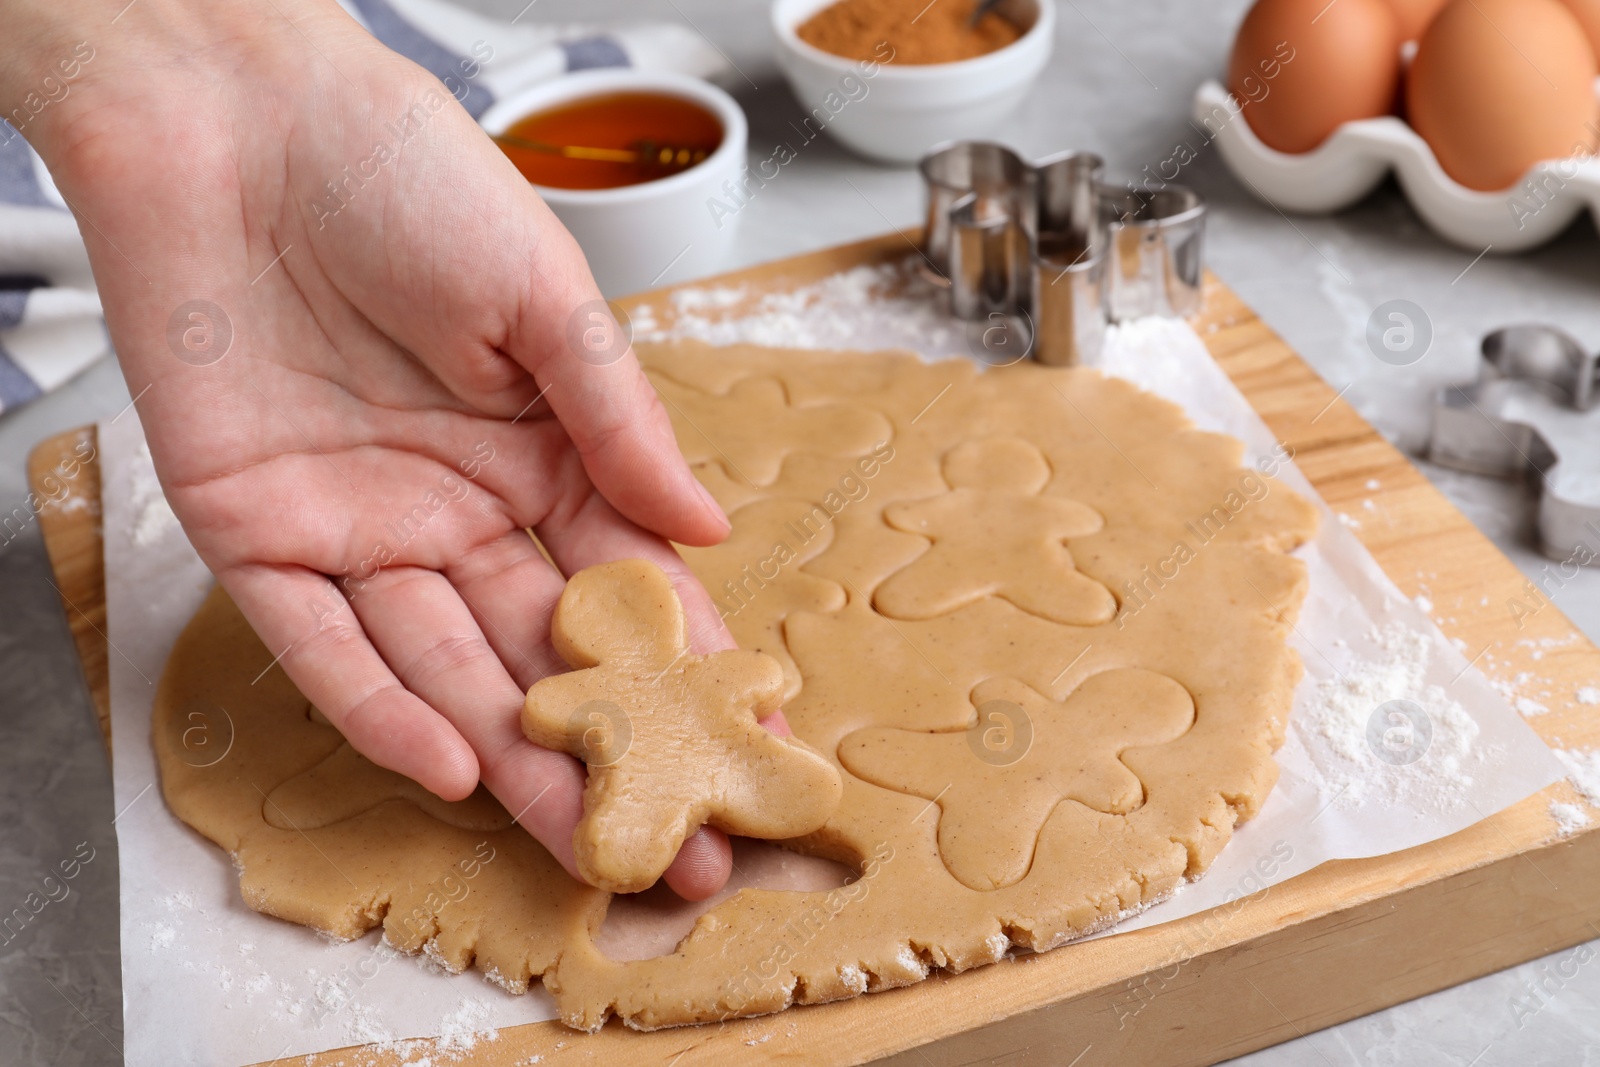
left=478, top=737, right=590, bottom=884
left=347, top=563, right=594, bottom=881
left=663, top=828, right=734, bottom=901
left=443, top=528, right=570, bottom=692
left=499, top=227, right=730, bottom=550
left=222, top=563, right=479, bottom=801
left=235, top=478, right=761, bottom=902
left=346, top=564, right=525, bottom=746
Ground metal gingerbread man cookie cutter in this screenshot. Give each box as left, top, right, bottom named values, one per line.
left=1429, top=324, right=1600, bottom=564
left=917, top=141, right=1206, bottom=367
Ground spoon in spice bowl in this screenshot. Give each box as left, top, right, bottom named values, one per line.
left=969, top=0, right=1005, bottom=27
left=490, top=132, right=712, bottom=174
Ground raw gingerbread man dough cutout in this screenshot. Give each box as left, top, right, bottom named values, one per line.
left=873, top=436, right=1116, bottom=626
left=523, top=559, right=843, bottom=894
left=652, top=374, right=893, bottom=487
left=839, top=668, right=1194, bottom=891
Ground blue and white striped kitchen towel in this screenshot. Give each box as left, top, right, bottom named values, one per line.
left=0, top=0, right=729, bottom=416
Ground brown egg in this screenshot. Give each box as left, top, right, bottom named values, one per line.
left=1408, top=0, right=1599, bottom=191
left=1555, top=0, right=1600, bottom=60
left=1382, top=0, right=1450, bottom=40
left=1229, top=0, right=1402, bottom=154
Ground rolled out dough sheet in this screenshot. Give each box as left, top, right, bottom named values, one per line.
left=105, top=306, right=1562, bottom=1066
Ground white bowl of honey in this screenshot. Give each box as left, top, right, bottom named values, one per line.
left=481, top=70, right=748, bottom=296
left=771, top=0, right=1055, bottom=164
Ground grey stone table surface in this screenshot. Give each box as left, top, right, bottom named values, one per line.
left=1, top=1, right=1597, bottom=1064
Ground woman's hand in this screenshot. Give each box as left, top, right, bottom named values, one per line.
left=5, top=0, right=766, bottom=899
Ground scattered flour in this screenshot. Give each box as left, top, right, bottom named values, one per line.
left=670, top=284, right=747, bottom=313
left=985, top=931, right=1010, bottom=962
left=1521, top=635, right=1579, bottom=649
left=434, top=997, right=498, bottom=1054
left=342, top=1001, right=394, bottom=1047
left=419, top=937, right=459, bottom=975
left=896, top=947, right=931, bottom=979
left=1295, top=620, right=1484, bottom=810
left=1550, top=801, right=1591, bottom=836
left=1488, top=669, right=1554, bottom=713
left=312, top=970, right=357, bottom=1020
left=1578, top=687, right=1600, bottom=706
left=130, top=442, right=180, bottom=547
left=481, top=965, right=526, bottom=994
left=631, top=260, right=962, bottom=356
left=55, top=492, right=98, bottom=516
left=147, top=921, right=176, bottom=950
left=1555, top=749, right=1600, bottom=806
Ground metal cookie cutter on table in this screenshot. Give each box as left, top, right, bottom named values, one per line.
left=917, top=141, right=1207, bottom=367
left=1428, top=325, right=1600, bottom=564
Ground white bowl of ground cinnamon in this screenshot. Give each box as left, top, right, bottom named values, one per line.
left=771, top=0, right=1055, bottom=164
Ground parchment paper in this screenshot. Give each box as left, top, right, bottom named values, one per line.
left=103, top=293, right=1563, bottom=1067
left=102, top=412, right=556, bottom=1067
left=1094, top=316, right=1564, bottom=940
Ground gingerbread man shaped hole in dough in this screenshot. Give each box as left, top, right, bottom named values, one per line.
left=522, top=559, right=843, bottom=894
left=873, top=436, right=1117, bottom=626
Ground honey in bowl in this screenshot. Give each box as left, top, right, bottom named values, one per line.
left=497, top=91, right=724, bottom=190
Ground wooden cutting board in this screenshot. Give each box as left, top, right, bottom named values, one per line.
left=28, top=233, right=1600, bottom=1067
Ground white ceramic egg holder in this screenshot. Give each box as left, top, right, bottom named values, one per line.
left=1192, top=79, right=1600, bottom=251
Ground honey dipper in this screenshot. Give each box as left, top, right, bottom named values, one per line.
left=491, top=133, right=710, bottom=173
